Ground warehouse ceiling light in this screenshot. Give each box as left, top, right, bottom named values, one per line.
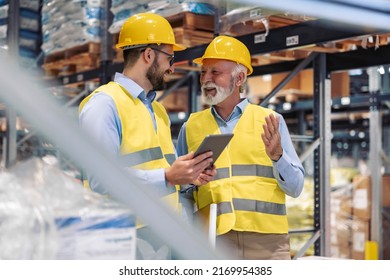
left=377, top=66, right=385, bottom=75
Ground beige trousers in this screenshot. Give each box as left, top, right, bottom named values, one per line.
left=216, top=231, right=291, bottom=260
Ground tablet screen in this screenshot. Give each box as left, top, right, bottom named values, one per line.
left=194, top=134, right=234, bottom=163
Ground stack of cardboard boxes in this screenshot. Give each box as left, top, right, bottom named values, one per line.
left=351, top=175, right=390, bottom=259
left=330, top=185, right=353, bottom=259
left=247, top=69, right=350, bottom=104
left=330, top=174, right=390, bottom=259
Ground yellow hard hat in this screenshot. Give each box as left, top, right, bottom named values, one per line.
left=193, top=35, right=253, bottom=75
left=116, top=13, right=186, bottom=51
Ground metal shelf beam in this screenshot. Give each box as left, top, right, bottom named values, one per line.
left=4, top=0, right=20, bottom=168
left=43, top=19, right=389, bottom=87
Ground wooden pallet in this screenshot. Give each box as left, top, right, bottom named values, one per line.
left=42, top=52, right=100, bottom=77
left=174, top=27, right=214, bottom=48
left=42, top=43, right=100, bottom=77
left=167, top=12, right=215, bottom=32
left=44, top=42, right=100, bottom=63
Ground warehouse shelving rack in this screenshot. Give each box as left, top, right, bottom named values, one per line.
left=4, top=0, right=390, bottom=258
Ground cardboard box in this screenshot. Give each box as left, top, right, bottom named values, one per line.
left=350, top=212, right=390, bottom=260
left=331, top=185, right=353, bottom=218
left=331, top=213, right=352, bottom=246
left=331, top=71, right=350, bottom=98
left=352, top=175, right=390, bottom=221
left=383, top=175, right=390, bottom=207
left=331, top=244, right=352, bottom=259
left=247, top=69, right=351, bottom=102
left=247, top=75, right=272, bottom=97
left=299, top=69, right=314, bottom=94
left=352, top=175, right=371, bottom=220
left=351, top=218, right=370, bottom=260
left=271, top=72, right=301, bottom=91
left=383, top=207, right=390, bottom=260
left=246, top=70, right=315, bottom=104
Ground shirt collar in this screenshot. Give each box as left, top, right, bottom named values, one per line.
left=113, top=72, right=156, bottom=102
left=211, top=98, right=249, bottom=121
left=147, top=91, right=157, bottom=102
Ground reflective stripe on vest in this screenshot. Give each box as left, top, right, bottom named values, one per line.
left=216, top=199, right=286, bottom=216
left=119, top=147, right=164, bottom=167
left=83, top=147, right=174, bottom=189
left=212, top=165, right=275, bottom=182
left=214, top=167, right=230, bottom=180
left=232, top=164, right=274, bottom=179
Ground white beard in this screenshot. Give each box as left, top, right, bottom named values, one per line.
left=201, top=81, right=234, bottom=106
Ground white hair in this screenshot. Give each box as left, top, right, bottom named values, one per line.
left=231, top=63, right=248, bottom=94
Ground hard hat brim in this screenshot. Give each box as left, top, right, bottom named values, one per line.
left=173, top=43, right=186, bottom=51
left=192, top=57, right=203, bottom=65
left=116, top=42, right=186, bottom=51
left=192, top=56, right=253, bottom=75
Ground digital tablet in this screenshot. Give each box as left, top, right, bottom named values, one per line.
left=194, top=133, right=234, bottom=164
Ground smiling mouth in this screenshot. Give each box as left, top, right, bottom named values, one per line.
left=204, top=87, right=216, bottom=96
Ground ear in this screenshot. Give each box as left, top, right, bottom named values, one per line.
left=235, top=71, right=246, bottom=87
left=143, top=48, right=153, bottom=64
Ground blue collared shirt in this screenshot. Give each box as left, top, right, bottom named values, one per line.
left=176, top=99, right=305, bottom=198
left=79, top=72, right=170, bottom=195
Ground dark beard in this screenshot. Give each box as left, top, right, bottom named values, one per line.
left=146, top=59, right=165, bottom=91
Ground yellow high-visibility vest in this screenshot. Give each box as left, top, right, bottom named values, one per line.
left=186, top=104, right=288, bottom=235
left=79, top=82, right=179, bottom=212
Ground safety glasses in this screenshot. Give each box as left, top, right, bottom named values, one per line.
left=149, top=47, right=175, bottom=66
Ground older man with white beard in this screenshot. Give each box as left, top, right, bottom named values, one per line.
left=176, top=35, right=305, bottom=260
